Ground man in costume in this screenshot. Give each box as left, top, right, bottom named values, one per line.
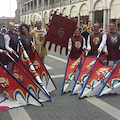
left=98, top=21, right=120, bottom=65
left=4, top=22, right=19, bottom=70
left=68, top=27, right=86, bottom=59
left=87, top=23, right=106, bottom=56
left=30, top=15, right=47, bottom=63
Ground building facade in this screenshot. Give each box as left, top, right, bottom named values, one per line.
left=18, top=0, right=120, bottom=31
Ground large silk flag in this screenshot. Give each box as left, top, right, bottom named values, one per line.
left=32, top=50, right=56, bottom=93
left=0, top=63, right=42, bottom=106
left=61, top=52, right=85, bottom=94
left=78, top=59, right=114, bottom=99
left=45, top=12, right=77, bottom=55
left=19, top=41, right=50, bottom=96
left=71, top=56, right=107, bottom=95
left=11, top=59, right=52, bottom=102
left=98, top=60, right=120, bottom=97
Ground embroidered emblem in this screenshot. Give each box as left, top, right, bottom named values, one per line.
left=58, top=28, right=65, bottom=38
left=93, top=37, right=100, bottom=45
left=25, top=38, right=31, bottom=45
left=111, top=36, right=118, bottom=44
left=75, top=41, right=81, bottom=49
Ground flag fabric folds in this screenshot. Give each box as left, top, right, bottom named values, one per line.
left=98, top=60, right=120, bottom=97
left=78, top=58, right=114, bottom=99
left=0, top=63, right=42, bottom=106
left=71, top=56, right=107, bottom=95
left=32, top=50, right=56, bottom=93
left=61, top=52, right=85, bottom=94
left=19, top=41, right=50, bottom=96
left=45, top=12, right=77, bottom=55
left=11, top=59, right=52, bottom=102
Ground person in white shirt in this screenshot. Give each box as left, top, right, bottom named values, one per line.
left=68, top=27, right=86, bottom=59
left=98, top=21, right=120, bottom=65
left=87, top=23, right=106, bottom=56
left=4, top=22, right=19, bottom=70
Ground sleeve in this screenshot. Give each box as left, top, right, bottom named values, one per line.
left=98, top=34, right=107, bottom=51
left=4, top=34, right=13, bottom=53
left=44, top=29, right=47, bottom=36
left=82, top=37, right=86, bottom=49
left=87, top=35, right=91, bottom=50
left=0, top=49, right=3, bottom=53
left=68, top=38, right=72, bottom=50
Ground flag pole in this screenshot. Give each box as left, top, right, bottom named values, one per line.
left=6, top=53, right=52, bottom=101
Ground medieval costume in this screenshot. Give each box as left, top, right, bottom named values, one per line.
left=0, top=33, right=7, bottom=65
left=87, top=31, right=105, bottom=56
left=30, top=28, right=47, bottom=62
left=68, top=35, right=86, bottom=59
left=4, top=30, right=19, bottom=70
left=98, top=31, right=120, bottom=65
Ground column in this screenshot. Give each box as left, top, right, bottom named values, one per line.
left=33, top=0, right=35, bottom=11
left=42, top=0, right=45, bottom=28
left=107, top=9, right=111, bottom=26
left=103, top=9, right=108, bottom=32
left=29, top=2, right=31, bottom=11
left=78, top=13, right=80, bottom=27
left=48, top=0, right=50, bottom=7
left=37, top=0, right=39, bottom=11
left=89, top=11, right=95, bottom=26
left=89, top=0, right=94, bottom=26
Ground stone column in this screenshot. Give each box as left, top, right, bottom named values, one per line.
left=33, top=0, right=35, bottom=11
left=103, top=9, right=108, bottom=32
left=107, top=9, right=111, bottom=26
left=78, top=13, right=80, bottom=27
left=48, top=0, right=50, bottom=7
left=89, top=11, right=95, bottom=26
left=42, top=0, right=45, bottom=28
left=37, top=0, right=39, bottom=11
left=29, top=1, right=31, bottom=11
left=89, top=0, right=94, bottom=26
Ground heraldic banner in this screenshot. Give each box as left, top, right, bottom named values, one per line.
left=45, top=11, right=77, bottom=55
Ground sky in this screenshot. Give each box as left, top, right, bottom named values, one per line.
left=0, top=0, right=17, bottom=17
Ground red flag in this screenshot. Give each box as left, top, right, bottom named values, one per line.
left=79, top=59, right=114, bottom=98
left=0, top=63, right=42, bottom=106
left=45, top=12, right=77, bottom=55
left=19, top=41, right=50, bottom=96
left=98, top=60, right=120, bottom=97
left=32, top=50, right=56, bottom=93
left=61, top=52, right=85, bottom=93
left=11, top=59, right=51, bottom=102
left=71, top=56, right=107, bottom=95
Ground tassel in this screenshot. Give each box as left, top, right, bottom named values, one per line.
left=48, top=42, right=52, bottom=51
left=54, top=44, right=58, bottom=52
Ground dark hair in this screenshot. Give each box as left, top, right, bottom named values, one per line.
left=75, top=26, right=80, bottom=31
left=19, top=23, right=30, bottom=34
left=110, top=19, right=116, bottom=26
